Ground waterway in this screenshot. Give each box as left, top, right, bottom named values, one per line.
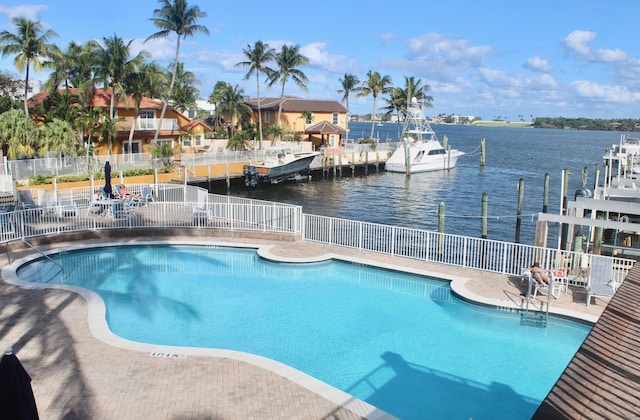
left=208, top=123, right=619, bottom=246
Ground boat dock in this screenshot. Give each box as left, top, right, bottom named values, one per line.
left=178, top=149, right=391, bottom=187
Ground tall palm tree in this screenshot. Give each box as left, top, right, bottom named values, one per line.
left=94, top=34, right=147, bottom=155
left=357, top=70, right=392, bottom=139
left=235, top=41, right=275, bottom=149
left=267, top=44, right=309, bottom=126
left=216, top=84, right=252, bottom=137
left=146, top=0, right=209, bottom=143
left=0, top=17, right=58, bottom=116
left=337, top=73, right=360, bottom=143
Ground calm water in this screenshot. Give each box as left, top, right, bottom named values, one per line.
left=213, top=124, right=618, bottom=245
left=20, top=245, right=590, bottom=420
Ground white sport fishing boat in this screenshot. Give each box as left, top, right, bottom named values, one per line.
left=385, top=97, right=464, bottom=173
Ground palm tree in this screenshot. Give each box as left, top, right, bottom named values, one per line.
left=267, top=44, right=309, bottom=126
left=123, top=61, right=166, bottom=156
left=169, top=61, right=200, bottom=112
left=37, top=119, right=78, bottom=158
left=380, top=87, right=404, bottom=138
left=0, top=108, right=38, bottom=159
left=337, top=73, right=360, bottom=143
left=45, top=40, right=99, bottom=97
left=235, top=41, right=275, bottom=150
left=0, top=17, right=58, bottom=116
left=216, top=84, right=252, bottom=137
left=94, top=34, right=148, bottom=155
left=207, top=81, right=229, bottom=133
left=357, top=70, right=392, bottom=139
left=146, top=0, right=209, bottom=144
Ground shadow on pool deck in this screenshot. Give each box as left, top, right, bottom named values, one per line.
left=0, top=232, right=620, bottom=419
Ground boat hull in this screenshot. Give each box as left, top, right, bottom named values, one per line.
left=244, top=152, right=318, bottom=187
left=385, top=144, right=464, bottom=173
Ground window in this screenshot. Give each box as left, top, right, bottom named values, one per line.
left=122, top=141, right=141, bottom=154
left=305, top=113, right=314, bottom=125
left=329, top=134, right=338, bottom=147
left=332, top=113, right=339, bottom=125
left=195, top=134, right=202, bottom=146
left=264, top=112, right=270, bottom=123
left=139, top=110, right=155, bottom=130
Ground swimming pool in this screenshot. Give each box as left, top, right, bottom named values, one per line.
left=15, top=244, right=590, bottom=419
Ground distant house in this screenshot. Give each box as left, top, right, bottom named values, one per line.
left=244, top=97, right=348, bottom=150
left=29, top=88, right=211, bottom=156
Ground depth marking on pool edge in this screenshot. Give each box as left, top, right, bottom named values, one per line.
left=149, top=352, right=187, bottom=359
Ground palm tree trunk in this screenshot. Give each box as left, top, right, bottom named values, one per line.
left=23, top=59, right=30, bottom=116
left=153, top=38, right=181, bottom=144
left=277, top=81, right=285, bottom=127
left=127, top=109, right=137, bottom=157
left=370, top=96, right=377, bottom=139
left=256, top=73, right=263, bottom=150
left=109, top=89, right=115, bottom=156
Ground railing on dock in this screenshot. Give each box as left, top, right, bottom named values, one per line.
left=0, top=184, right=634, bottom=284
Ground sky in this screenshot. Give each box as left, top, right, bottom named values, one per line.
left=0, top=0, right=639, bottom=120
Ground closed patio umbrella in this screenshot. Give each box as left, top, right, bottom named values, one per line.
left=0, top=346, right=39, bottom=419
left=104, top=161, right=112, bottom=199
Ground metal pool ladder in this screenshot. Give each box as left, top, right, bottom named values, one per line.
left=521, top=277, right=550, bottom=328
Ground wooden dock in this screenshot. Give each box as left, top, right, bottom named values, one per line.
left=176, top=150, right=391, bottom=187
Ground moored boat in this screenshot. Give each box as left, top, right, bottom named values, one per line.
left=243, top=149, right=319, bottom=187
left=385, top=97, right=464, bottom=174
left=603, top=134, right=640, bottom=177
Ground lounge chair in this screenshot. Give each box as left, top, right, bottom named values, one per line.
left=17, top=190, right=43, bottom=212
left=140, top=186, right=154, bottom=205
left=586, top=255, right=616, bottom=306
left=522, top=268, right=562, bottom=299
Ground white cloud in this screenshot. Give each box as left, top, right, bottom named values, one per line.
left=592, top=48, right=627, bottom=63
left=0, top=5, right=48, bottom=23
left=570, top=80, right=640, bottom=103
left=134, top=37, right=175, bottom=61
left=301, top=42, right=354, bottom=73
left=524, top=56, right=553, bottom=73
left=562, top=30, right=595, bottom=55
left=562, top=29, right=627, bottom=63
left=406, top=33, right=493, bottom=68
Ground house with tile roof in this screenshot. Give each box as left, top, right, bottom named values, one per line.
left=244, top=97, right=348, bottom=150
left=29, top=88, right=212, bottom=156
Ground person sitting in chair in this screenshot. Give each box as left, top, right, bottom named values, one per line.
left=119, top=185, right=141, bottom=200
left=530, top=262, right=550, bottom=286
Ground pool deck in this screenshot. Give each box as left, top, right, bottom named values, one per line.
left=0, top=233, right=624, bottom=419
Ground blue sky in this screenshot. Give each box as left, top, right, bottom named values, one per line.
left=0, top=0, right=638, bottom=120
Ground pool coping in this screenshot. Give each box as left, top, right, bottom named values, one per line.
left=1, top=239, right=597, bottom=418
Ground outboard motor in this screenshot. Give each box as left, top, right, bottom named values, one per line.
left=575, top=187, right=593, bottom=217
left=574, top=187, right=593, bottom=200
left=243, top=165, right=259, bottom=187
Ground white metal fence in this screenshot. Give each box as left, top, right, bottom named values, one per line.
left=0, top=184, right=634, bottom=285
left=302, top=213, right=634, bottom=285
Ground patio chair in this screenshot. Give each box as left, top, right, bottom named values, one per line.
left=586, top=255, right=616, bottom=306
left=140, top=186, right=154, bottom=205
left=17, top=190, right=43, bottom=211
left=106, top=197, right=135, bottom=220
left=522, top=268, right=562, bottom=300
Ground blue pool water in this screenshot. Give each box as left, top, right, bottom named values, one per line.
left=19, top=245, right=590, bottom=419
